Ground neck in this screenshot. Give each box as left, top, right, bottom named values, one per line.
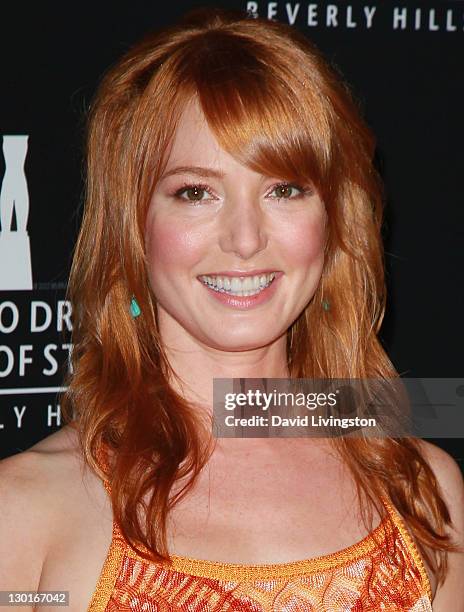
left=162, top=337, right=290, bottom=416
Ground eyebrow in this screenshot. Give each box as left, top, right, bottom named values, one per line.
left=160, top=165, right=226, bottom=180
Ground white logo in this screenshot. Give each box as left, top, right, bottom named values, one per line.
left=0, top=135, right=32, bottom=290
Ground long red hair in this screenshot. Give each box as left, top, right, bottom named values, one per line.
left=62, top=7, right=459, bottom=585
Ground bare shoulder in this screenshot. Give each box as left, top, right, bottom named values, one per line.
left=1, top=424, right=85, bottom=497
left=28, top=422, right=80, bottom=454
left=417, top=439, right=464, bottom=533
left=19, top=423, right=104, bottom=507
left=0, top=425, right=103, bottom=592
left=417, top=439, right=464, bottom=610
left=417, top=439, right=464, bottom=514
left=0, top=422, right=82, bottom=515
left=418, top=438, right=463, bottom=474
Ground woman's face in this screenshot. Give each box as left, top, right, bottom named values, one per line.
left=145, top=99, right=328, bottom=352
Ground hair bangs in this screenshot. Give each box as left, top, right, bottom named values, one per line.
left=170, top=29, right=334, bottom=198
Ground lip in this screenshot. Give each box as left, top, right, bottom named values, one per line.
left=197, top=269, right=282, bottom=278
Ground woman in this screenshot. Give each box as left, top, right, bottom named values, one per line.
left=1, top=7, right=463, bottom=611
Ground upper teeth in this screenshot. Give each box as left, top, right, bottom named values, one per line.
left=199, top=273, right=276, bottom=293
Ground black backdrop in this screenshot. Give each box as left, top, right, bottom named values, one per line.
left=0, top=1, right=463, bottom=469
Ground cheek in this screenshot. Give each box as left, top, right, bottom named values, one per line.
left=145, top=216, right=205, bottom=274
left=277, top=213, right=327, bottom=266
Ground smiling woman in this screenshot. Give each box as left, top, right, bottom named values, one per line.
left=0, top=6, right=463, bottom=612
left=144, top=97, right=327, bottom=345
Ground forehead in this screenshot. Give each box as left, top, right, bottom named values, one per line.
left=165, top=99, right=223, bottom=167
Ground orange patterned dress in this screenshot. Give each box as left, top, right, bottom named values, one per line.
left=87, top=442, right=433, bottom=611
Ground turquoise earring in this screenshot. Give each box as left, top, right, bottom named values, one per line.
left=130, top=297, right=141, bottom=318
left=322, top=299, right=330, bottom=311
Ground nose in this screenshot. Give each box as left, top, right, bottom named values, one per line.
left=218, top=194, right=268, bottom=260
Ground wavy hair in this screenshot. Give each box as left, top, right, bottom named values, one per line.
left=62, top=6, right=460, bottom=587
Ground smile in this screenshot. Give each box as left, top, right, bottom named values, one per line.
left=198, top=272, right=277, bottom=297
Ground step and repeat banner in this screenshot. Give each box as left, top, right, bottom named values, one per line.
left=0, top=1, right=463, bottom=467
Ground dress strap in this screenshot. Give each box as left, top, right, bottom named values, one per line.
left=379, top=494, right=432, bottom=602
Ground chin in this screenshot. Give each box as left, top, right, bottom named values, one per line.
left=206, top=334, right=277, bottom=352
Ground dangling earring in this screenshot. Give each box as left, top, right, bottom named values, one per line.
left=320, top=275, right=330, bottom=312
left=130, top=296, right=141, bottom=318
